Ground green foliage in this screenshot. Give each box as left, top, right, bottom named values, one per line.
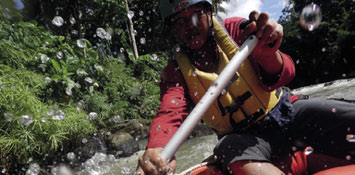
left=0, top=5, right=167, bottom=172
left=0, top=64, right=95, bottom=167
left=279, top=0, right=355, bottom=88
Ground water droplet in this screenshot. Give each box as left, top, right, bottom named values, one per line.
left=346, top=134, right=355, bottom=142
left=88, top=112, right=98, bottom=120
left=175, top=46, right=181, bottom=52
left=127, top=11, right=134, bottom=19
left=85, top=77, right=93, bottom=84
left=40, top=54, right=50, bottom=63
left=45, top=77, right=51, bottom=83
left=69, top=17, right=76, bottom=24
left=52, top=110, right=66, bottom=120
left=304, top=146, right=314, bottom=155
left=139, top=10, right=144, bottom=16
left=106, top=131, right=111, bottom=136
left=192, top=71, right=197, bottom=77
left=299, top=3, right=322, bottom=31
left=291, top=146, right=297, bottom=151
left=331, top=108, right=336, bottom=113
left=322, top=48, right=326, bottom=52
left=151, top=54, right=158, bottom=61
left=140, top=37, right=146, bottom=44
left=144, top=157, right=150, bottom=164
left=4, top=113, right=13, bottom=122
left=52, top=16, right=64, bottom=27
left=96, top=28, right=107, bottom=39
left=113, top=115, right=121, bottom=123
left=194, top=92, right=198, bottom=96
left=157, top=125, right=161, bottom=131
left=221, top=89, right=227, bottom=95
left=44, top=41, right=49, bottom=47
left=19, top=115, right=33, bottom=126
left=47, top=109, right=55, bottom=116
left=346, top=155, right=352, bottom=160
left=71, top=30, right=78, bottom=35
left=82, top=138, right=88, bottom=144
left=120, top=47, right=125, bottom=53
left=56, top=51, right=63, bottom=59
left=67, top=152, right=76, bottom=161
left=76, top=100, right=84, bottom=111
left=76, top=38, right=87, bottom=48
left=191, top=13, right=199, bottom=26
left=65, top=87, right=72, bottom=96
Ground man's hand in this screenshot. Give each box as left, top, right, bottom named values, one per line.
left=240, top=11, right=283, bottom=61
left=136, top=147, right=176, bottom=175
left=240, top=11, right=284, bottom=75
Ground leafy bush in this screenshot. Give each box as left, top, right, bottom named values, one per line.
left=0, top=64, right=95, bottom=170
left=0, top=9, right=167, bottom=172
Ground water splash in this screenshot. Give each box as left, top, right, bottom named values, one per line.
left=79, top=153, right=117, bottom=175
left=26, top=163, right=40, bottom=175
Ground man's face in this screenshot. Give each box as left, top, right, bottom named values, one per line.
left=170, top=5, right=211, bottom=50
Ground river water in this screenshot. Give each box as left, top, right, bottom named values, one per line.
left=75, top=78, right=355, bottom=175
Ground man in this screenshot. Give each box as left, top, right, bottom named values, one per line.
left=137, top=0, right=355, bottom=174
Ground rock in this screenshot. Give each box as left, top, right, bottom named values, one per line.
left=190, top=123, right=215, bottom=139
left=106, top=131, right=139, bottom=158
left=77, top=136, right=107, bottom=160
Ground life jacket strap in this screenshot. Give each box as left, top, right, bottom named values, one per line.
left=230, top=108, right=265, bottom=132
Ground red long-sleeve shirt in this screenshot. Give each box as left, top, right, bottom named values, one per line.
left=146, top=17, right=296, bottom=149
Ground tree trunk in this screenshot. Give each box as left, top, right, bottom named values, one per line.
left=125, top=0, right=139, bottom=59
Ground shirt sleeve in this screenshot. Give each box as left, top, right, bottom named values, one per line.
left=222, top=17, right=296, bottom=91
left=146, top=60, right=189, bottom=149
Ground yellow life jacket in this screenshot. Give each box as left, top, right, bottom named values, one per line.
left=174, top=16, right=283, bottom=134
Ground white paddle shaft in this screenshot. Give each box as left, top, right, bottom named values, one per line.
left=160, top=35, right=258, bottom=163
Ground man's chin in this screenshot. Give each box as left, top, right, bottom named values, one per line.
left=187, top=40, right=205, bottom=50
